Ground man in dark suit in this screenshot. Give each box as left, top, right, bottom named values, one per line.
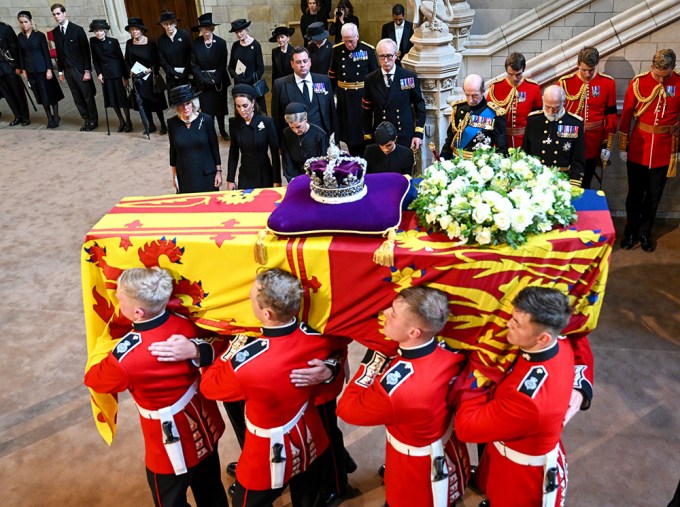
left=380, top=4, right=414, bottom=66
left=272, top=46, right=337, bottom=143
left=51, top=3, right=98, bottom=131
left=362, top=38, right=425, bottom=151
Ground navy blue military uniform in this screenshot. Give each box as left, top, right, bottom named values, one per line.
left=522, top=110, right=586, bottom=187
left=362, top=66, right=425, bottom=148
left=441, top=98, right=507, bottom=159
left=328, top=40, right=378, bottom=154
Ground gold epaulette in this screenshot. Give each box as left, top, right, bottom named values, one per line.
left=450, top=99, right=466, bottom=106
left=598, top=72, right=615, bottom=80
left=488, top=76, right=505, bottom=86
left=633, top=71, right=650, bottom=80
left=528, top=110, right=543, bottom=116
left=333, top=41, right=344, bottom=48
left=567, top=111, right=584, bottom=122
left=360, top=41, right=375, bottom=49
left=487, top=102, right=506, bottom=116
left=558, top=71, right=577, bottom=82
left=675, top=69, right=680, bottom=76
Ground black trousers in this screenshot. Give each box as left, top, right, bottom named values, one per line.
left=582, top=157, right=598, bottom=189
left=64, top=66, right=98, bottom=125
left=0, top=73, right=29, bottom=121
left=625, top=161, right=669, bottom=237
left=317, top=399, right=349, bottom=496
left=231, top=450, right=324, bottom=507
left=145, top=446, right=228, bottom=507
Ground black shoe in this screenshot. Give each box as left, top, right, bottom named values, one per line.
left=345, top=452, right=357, bottom=473
left=54, top=115, right=60, bottom=126
left=640, top=235, right=655, bottom=252
left=46, top=120, right=56, bottom=129
left=80, top=123, right=90, bottom=131
left=228, top=483, right=236, bottom=496
left=160, top=124, right=167, bottom=135
left=125, top=123, right=133, bottom=133
left=148, top=124, right=157, bottom=134
left=117, top=122, right=126, bottom=133
left=22, top=119, right=31, bottom=126
left=221, top=132, right=230, bottom=141
left=319, top=492, right=342, bottom=506
left=478, top=501, right=490, bottom=507
left=226, top=461, right=237, bottom=478
left=621, top=235, right=638, bottom=250
left=9, top=118, right=21, bottom=126
left=378, top=463, right=385, bottom=478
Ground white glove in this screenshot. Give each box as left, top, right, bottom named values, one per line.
left=600, top=148, right=611, bottom=162
left=619, top=151, right=628, bottom=163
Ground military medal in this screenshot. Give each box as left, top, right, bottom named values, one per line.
left=591, top=85, right=600, bottom=97
left=563, top=141, right=572, bottom=151
left=543, top=136, right=552, bottom=145
left=666, top=85, right=676, bottom=97
left=518, top=91, right=526, bottom=102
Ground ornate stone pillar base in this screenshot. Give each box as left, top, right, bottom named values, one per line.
left=402, top=23, right=462, bottom=173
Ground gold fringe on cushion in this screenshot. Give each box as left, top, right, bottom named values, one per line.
left=254, top=229, right=269, bottom=265
left=373, top=228, right=397, bottom=267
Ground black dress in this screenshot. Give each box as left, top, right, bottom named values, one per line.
left=90, top=36, right=129, bottom=108
left=125, top=39, right=167, bottom=113
left=157, top=28, right=193, bottom=90
left=229, top=39, right=266, bottom=112
left=17, top=30, right=64, bottom=106
left=227, top=113, right=281, bottom=189
left=281, top=123, right=328, bottom=181
left=191, top=35, right=230, bottom=117
left=329, top=15, right=359, bottom=43
left=271, top=45, right=294, bottom=82
left=168, top=112, right=221, bottom=193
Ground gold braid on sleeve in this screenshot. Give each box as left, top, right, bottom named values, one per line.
left=632, top=81, right=665, bottom=118
left=450, top=107, right=470, bottom=149
left=561, top=80, right=588, bottom=116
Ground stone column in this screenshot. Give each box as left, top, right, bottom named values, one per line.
left=402, top=22, right=461, bottom=173
left=104, top=0, right=128, bottom=40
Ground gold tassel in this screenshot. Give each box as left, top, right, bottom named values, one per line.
left=373, top=228, right=397, bottom=267
left=254, top=229, right=269, bottom=265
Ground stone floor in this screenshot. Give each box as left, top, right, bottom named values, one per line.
left=0, top=93, right=679, bottom=507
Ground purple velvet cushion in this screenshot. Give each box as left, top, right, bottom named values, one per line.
left=267, top=173, right=410, bottom=235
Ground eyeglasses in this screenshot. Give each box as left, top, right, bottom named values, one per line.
left=378, top=54, right=395, bottom=60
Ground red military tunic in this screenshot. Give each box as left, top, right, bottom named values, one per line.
left=337, top=340, right=470, bottom=507
left=559, top=71, right=618, bottom=160
left=487, top=76, right=542, bottom=149
left=200, top=319, right=331, bottom=490
left=84, top=311, right=225, bottom=474
left=455, top=339, right=575, bottom=507
left=567, top=334, right=594, bottom=408
left=619, top=70, right=680, bottom=172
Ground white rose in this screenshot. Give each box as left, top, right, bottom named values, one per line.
left=439, top=214, right=452, bottom=230
left=500, top=158, right=512, bottom=170
left=446, top=221, right=462, bottom=239
left=511, top=207, right=534, bottom=232
left=479, top=165, right=495, bottom=182
left=472, top=202, right=492, bottom=224
left=494, top=211, right=511, bottom=231
left=440, top=159, right=455, bottom=171
left=475, top=227, right=492, bottom=245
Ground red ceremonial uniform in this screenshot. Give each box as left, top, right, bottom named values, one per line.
left=84, top=311, right=225, bottom=474
left=200, top=319, right=331, bottom=491
left=567, top=334, right=594, bottom=408
left=455, top=338, right=575, bottom=507
left=337, top=340, right=470, bottom=507
left=487, top=76, right=542, bottom=149
left=619, top=70, right=680, bottom=170
left=559, top=71, right=618, bottom=159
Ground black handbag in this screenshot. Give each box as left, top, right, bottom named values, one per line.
left=252, top=73, right=269, bottom=97
left=152, top=73, right=167, bottom=94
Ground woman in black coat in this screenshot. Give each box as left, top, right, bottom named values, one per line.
left=191, top=13, right=231, bottom=141
left=270, top=26, right=294, bottom=82
left=329, top=0, right=359, bottom=43
left=227, top=85, right=281, bottom=190
left=16, top=10, right=63, bottom=128
left=300, top=0, right=328, bottom=47
left=228, top=19, right=267, bottom=114
left=89, top=19, right=132, bottom=132
left=124, top=17, right=168, bottom=135
left=167, top=85, right=222, bottom=193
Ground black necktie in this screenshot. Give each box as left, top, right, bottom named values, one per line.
left=301, top=80, right=310, bottom=104
left=386, top=74, right=393, bottom=88
left=61, top=26, right=65, bottom=35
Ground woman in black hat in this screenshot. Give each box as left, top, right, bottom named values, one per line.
left=89, top=19, right=132, bottom=132
left=190, top=13, right=231, bottom=141
left=270, top=26, right=295, bottom=82
left=300, top=0, right=328, bottom=47
left=167, top=85, right=222, bottom=193
left=227, top=19, right=267, bottom=114
left=157, top=11, right=192, bottom=93
left=16, top=10, right=64, bottom=128
left=227, top=84, right=281, bottom=190
left=124, top=17, right=168, bottom=135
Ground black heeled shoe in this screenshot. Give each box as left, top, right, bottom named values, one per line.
left=159, top=124, right=167, bottom=135
left=640, top=235, right=655, bottom=252
left=117, top=122, right=126, bottom=133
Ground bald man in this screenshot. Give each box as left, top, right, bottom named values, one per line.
left=522, top=85, right=585, bottom=187
left=441, top=73, right=507, bottom=160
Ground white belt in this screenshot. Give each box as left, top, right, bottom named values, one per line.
left=386, top=421, right=454, bottom=507
left=245, top=401, right=309, bottom=489
left=493, top=441, right=561, bottom=506
left=136, top=379, right=199, bottom=475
